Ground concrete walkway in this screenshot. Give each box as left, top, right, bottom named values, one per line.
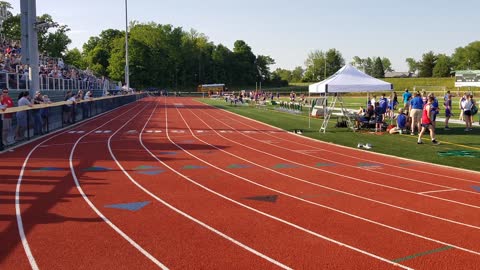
left=436, top=117, right=479, bottom=127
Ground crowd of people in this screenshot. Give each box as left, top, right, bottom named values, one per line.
left=0, top=87, right=93, bottom=146
left=222, top=90, right=312, bottom=107
left=1, top=38, right=115, bottom=92
left=354, top=89, right=477, bottom=144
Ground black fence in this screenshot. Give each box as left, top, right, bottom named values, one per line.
left=0, top=93, right=147, bottom=151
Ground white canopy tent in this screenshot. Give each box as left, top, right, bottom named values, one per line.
left=308, top=65, right=393, bottom=132
left=309, top=64, right=393, bottom=94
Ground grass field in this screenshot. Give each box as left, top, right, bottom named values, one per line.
left=199, top=98, right=480, bottom=172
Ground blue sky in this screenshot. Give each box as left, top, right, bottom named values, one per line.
left=8, top=0, right=480, bottom=71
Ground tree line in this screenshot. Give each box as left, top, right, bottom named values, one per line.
left=275, top=41, right=480, bottom=83
left=1, top=1, right=480, bottom=88
left=0, top=5, right=281, bottom=89
left=404, top=42, right=480, bottom=77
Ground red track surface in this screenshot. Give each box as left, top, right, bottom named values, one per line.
left=1, top=97, right=480, bottom=269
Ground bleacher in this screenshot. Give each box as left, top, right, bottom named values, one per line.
left=0, top=37, right=120, bottom=96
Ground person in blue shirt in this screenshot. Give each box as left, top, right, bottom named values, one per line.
left=409, top=92, right=424, bottom=135
left=379, top=93, right=388, bottom=115
left=389, top=108, right=408, bottom=134
left=429, top=93, right=439, bottom=127
left=374, top=102, right=384, bottom=132
left=402, top=89, right=411, bottom=106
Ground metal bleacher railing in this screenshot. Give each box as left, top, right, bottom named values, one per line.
left=0, top=72, right=119, bottom=97
left=0, top=93, right=147, bottom=151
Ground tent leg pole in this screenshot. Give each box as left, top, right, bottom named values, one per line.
left=308, top=107, right=311, bottom=129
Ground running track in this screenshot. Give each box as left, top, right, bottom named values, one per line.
left=1, top=97, right=480, bottom=269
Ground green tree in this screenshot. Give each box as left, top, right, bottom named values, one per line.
left=432, top=54, right=451, bottom=77
left=304, top=50, right=326, bottom=81
left=43, top=25, right=71, bottom=57
left=273, top=68, right=292, bottom=82
left=84, top=29, right=124, bottom=77
left=451, top=41, right=480, bottom=70
left=325, top=48, right=345, bottom=77
left=1, top=14, right=20, bottom=40
left=381, top=57, right=393, bottom=73
left=255, top=55, right=275, bottom=81
left=291, top=66, right=304, bottom=83
left=372, top=57, right=385, bottom=78
left=418, top=51, right=437, bottom=77
left=350, top=56, right=364, bottom=69
left=107, top=37, right=125, bottom=82
left=64, top=48, right=85, bottom=69
left=0, top=1, right=12, bottom=9
left=1, top=13, right=71, bottom=57
left=82, top=36, right=100, bottom=55
left=99, top=22, right=276, bottom=88
left=405, top=57, right=419, bottom=73
left=212, top=44, right=233, bottom=84
left=360, top=57, right=373, bottom=75
left=233, top=40, right=256, bottom=85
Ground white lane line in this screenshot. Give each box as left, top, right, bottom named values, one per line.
left=70, top=101, right=169, bottom=269
left=107, top=98, right=293, bottom=270
left=419, top=189, right=458, bottom=195
left=15, top=100, right=145, bottom=270
left=211, top=101, right=480, bottom=185
left=176, top=101, right=480, bottom=257
left=198, top=107, right=480, bottom=210
left=152, top=98, right=412, bottom=269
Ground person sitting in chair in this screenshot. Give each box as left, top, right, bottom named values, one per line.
left=355, top=105, right=374, bottom=129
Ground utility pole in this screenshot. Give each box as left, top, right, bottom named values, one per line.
left=124, top=0, right=130, bottom=91
left=20, top=0, right=39, bottom=98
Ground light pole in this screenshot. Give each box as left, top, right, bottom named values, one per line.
left=324, top=59, right=327, bottom=79
left=124, top=0, right=130, bottom=92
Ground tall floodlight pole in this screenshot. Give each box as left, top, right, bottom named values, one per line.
left=20, top=0, right=39, bottom=98
left=324, top=59, right=326, bottom=79
left=125, top=0, right=130, bottom=92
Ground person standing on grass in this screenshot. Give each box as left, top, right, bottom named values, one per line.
left=444, top=92, right=453, bottom=130
left=374, top=102, right=384, bottom=132
left=402, top=89, right=411, bottom=106
left=463, top=94, right=475, bottom=131
left=409, top=91, right=423, bottom=135
left=459, top=92, right=467, bottom=121
left=418, top=96, right=439, bottom=145
left=429, top=93, right=439, bottom=127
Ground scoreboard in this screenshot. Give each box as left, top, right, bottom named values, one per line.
left=455, top=70, right=480, bottom=87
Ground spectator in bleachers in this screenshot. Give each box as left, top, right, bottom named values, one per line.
left=1, top=87, right=14, bottom=145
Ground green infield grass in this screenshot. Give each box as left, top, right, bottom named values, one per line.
left=199, top=98, right=480, bottom=172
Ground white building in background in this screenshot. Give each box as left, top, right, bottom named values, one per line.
left=384, top=71, right=417, bottom=78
